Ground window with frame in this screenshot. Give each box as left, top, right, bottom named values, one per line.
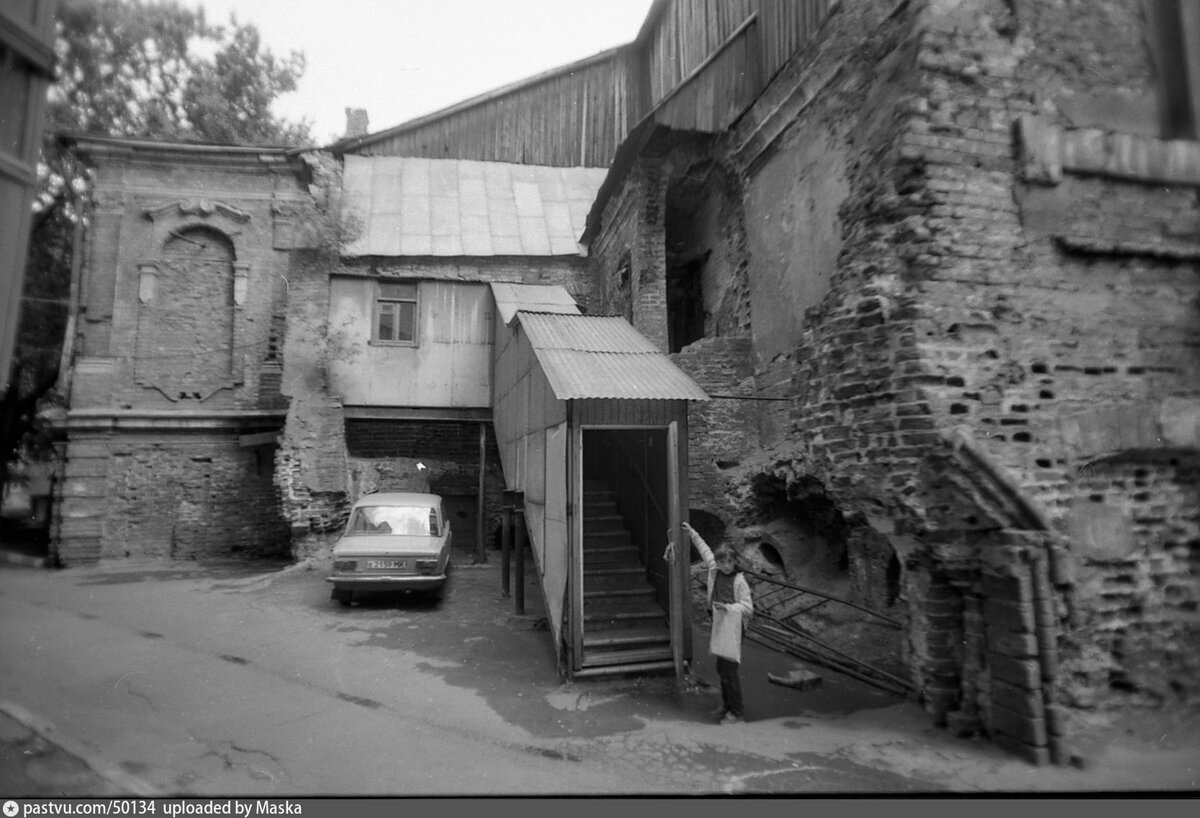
left=375, top=281, right=418, bottom=344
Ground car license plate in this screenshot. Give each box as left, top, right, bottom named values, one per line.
left=365, top=559, right=405, bottom=570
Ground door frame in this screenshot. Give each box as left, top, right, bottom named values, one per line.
left=570, top=422, right=685, bottom=675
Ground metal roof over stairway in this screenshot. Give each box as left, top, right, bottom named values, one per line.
left=513, top=311, right=709, bottom=402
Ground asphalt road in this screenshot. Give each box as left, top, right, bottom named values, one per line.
left=1, top=551, right=1196, bottom=797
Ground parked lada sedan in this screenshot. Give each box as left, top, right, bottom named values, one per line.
left=327, top=492, right=452, bottom=605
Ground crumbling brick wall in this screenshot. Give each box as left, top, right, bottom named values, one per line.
left=104, top=436, right=289, bottom=560
left=54, top=141, right=305, bottom=564
left=587, top=0, right=1198, bottom=763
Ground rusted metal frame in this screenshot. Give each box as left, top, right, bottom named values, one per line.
left=745, top=570, right=903, bottom=628
left=752, top=611, right=911, bottom=691
left=748, top=622, right=910, bottom=696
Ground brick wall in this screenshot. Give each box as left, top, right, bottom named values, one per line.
left=103, top=436, right=290, bottom=560
left=585, top=0, right=1199, bottom=761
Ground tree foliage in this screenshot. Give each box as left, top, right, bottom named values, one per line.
left=3, top=0, right=313, bottom=488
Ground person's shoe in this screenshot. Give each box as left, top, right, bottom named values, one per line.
left=720, top=713, right=745, bottom=725
left=708, top=706, right=727, bottom=718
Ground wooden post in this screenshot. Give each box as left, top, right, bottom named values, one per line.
left=514, top=503, right=526, bottom=615
left=501, top=490, right=514, bottom=597
left=476, top=422, right=487, bottom=564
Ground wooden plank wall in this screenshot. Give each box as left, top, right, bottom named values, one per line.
left=361, top=53, right=631, bottom=168
left=642, top=0, right=834, bottom=109
left=349, top=0, right=835, bottom=168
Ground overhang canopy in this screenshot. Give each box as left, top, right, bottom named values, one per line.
left=516, top=312, right=709, bottom=402
left=490, top=282, right=581, bottom=325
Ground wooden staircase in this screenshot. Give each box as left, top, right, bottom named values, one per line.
left=576, top=481, right=674, bottom=678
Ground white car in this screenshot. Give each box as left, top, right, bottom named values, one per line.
left=327, top=492, right=452, bottom=605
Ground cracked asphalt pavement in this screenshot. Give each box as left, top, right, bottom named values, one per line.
left=1, top=550, right=1196, bottom=796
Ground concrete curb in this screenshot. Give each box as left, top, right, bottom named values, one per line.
left=0, top=701, right=160, bottom=796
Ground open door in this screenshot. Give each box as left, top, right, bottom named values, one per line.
left=667, top=421, right=684, bottom=677
left=573, top=426, right=678, bottom=676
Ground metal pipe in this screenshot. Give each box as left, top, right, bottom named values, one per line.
left=514, top=505, right=526, bottom=615
left=476, top=422, right=487, bottom=564
left=501, top=496, right=512, bottom=597
left=745, top=570, right=903, bottom=627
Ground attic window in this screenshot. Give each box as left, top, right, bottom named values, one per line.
left=375, top=281, right=418, bottom=345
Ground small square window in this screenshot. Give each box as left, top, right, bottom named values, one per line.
left=375, top=282, right=418, bottom=344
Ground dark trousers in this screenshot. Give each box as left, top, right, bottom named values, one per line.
left=716, top=657, right=744, bottom=717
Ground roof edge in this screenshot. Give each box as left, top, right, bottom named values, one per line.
left=326, top=45, right=629, bottom=154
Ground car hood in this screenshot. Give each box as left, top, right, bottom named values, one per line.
left=333, top=535, right=446, bottom=557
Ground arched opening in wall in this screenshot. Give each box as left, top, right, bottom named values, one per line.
left=665, top=163, right=714, bottom=353
left=740, top=473, right=851, bottom=597
left=738, top=471, right=907, bottom=686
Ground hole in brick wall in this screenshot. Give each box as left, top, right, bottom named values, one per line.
left=1012, top=404, right=1028, bottom=412
left=947, top=376, right=965, bottom=387
left=983, top=349, right=999, bottom=359
left=1013, top=432, right=1032, bottom=442
left=1032, top=363, right=1048, bottom=374
left=1089, top=494, right=1104, bottom=502
left=1036, top=458, right=1052, bottom=468
left=950, top=403, right=968, bottom=414
left=1040, top=390, right=1054, bottom=399
left=1128, top=366, right=1145, bottom=374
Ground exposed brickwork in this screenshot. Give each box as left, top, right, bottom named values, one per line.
left=103, top=436, right=289, bottom=560
left=584, top=0, right=1200, bottom=762
left=54, top=142, right=304, bottom=564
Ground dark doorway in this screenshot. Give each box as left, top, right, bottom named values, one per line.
left=576, top=428, right=675, bottom=674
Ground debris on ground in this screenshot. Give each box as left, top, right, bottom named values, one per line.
left=767, top=667, right=823, bottom=691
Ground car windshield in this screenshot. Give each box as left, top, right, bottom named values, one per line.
left=347, top=505, right=439, bottom=536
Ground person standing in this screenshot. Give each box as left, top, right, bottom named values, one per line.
left=679, top=521, right=754, bottom=724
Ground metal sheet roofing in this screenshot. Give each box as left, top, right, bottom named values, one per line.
left=516, top=312, right=709, bottom=401
left=342, top=155, right=608, bottom=258
left=490, top=283, right=581, bottom=325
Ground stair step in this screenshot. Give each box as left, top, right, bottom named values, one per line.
left=584, top=565, right=643, bottom=577
left=583, top=546, right=639, bottom=564
left=583, top=623, right=671, bottom=649
left=583, top=531, right=632, bottom=546
left=584, top=516, right=627, bottom=534
left=580, top=645, right=674, bottom=668
left=572, top=659, right=677, bottom=679
left=584, top=586, right=654, bottom=600
left=584, top=602, right=666, bottom=628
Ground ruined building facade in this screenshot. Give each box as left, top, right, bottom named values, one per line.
left=53, top=0, right=1198, bottom=764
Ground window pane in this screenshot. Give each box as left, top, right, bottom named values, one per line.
left=0, top=50, right=31, bottom=157
left=377, top=303, right=395, bottom=340
left=396, top=301, right=416, bottom=342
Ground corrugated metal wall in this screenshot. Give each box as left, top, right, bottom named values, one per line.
left=492, top=317, right=570, bottom=649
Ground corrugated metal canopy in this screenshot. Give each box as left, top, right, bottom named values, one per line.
left=342, top=155, right=608, bottom=258
left=517, top=312, right=709, bottom=401
left=490, top=282, right=580, bottom=325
